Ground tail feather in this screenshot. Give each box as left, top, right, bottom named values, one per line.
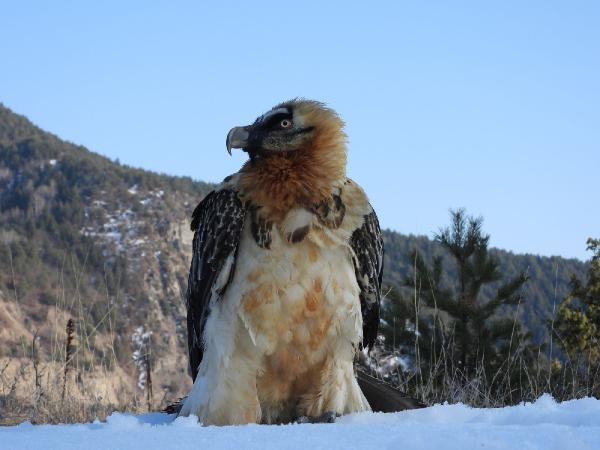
left=163, top=398, right=183, bottom=415
left=356, top=368, right=426, bottom=412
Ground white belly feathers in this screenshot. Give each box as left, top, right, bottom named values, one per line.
left=227, top=208, right=362, bottom=403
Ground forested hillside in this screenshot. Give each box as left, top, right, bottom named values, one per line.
left=383, top=232, right=585, bottom=342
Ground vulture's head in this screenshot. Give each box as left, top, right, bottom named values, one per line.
left=226, top=99, right=346, bottom=163
left=230, top=99, right=348, bottom=210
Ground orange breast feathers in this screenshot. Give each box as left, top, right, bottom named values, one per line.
left=238, top=105, right=348, bottom=213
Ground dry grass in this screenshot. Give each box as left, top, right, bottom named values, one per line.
left=0, top=311, right=186, bottom=425
left=371, top=339, right=600, bottom=409
left=0, top=278, right=182, bottom=425
left=371, top=288, right=600, bottom=408
left=0, top=242, right=190, bottom=425
left=0, top=337, right=147, bottom=425
left=2, top=319, right=598, bottom=425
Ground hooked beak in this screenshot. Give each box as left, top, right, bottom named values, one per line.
left=226, top=126, right=250, bottom=155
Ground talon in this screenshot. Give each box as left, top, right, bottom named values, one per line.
left=296, top=411, right=338, bottom=424
left=318, top=411, right=337, bottom=423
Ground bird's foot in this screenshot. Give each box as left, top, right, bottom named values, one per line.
left=296, top=411, right=338, bottom=424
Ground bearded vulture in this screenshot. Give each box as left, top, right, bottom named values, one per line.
left=177, top=99, right=421, bottom=425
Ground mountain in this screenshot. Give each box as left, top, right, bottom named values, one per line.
left=0, top=103, right=587, bottom=416
left=0, top=104, right=212, bottom=414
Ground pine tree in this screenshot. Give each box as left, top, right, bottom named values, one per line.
left=382, top=209, right=531, bottom=392
left=554, top=238, right=600, bottom=365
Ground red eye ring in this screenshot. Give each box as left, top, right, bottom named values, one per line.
left=280, top=119, right=292, bottom=128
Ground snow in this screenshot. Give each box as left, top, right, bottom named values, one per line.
left=81, top=208, right=142, bottom=253
left=131, top=326, right=153, bottom=390
left=373, top=354, right=409, bottom=374
left=362, top=339, right=413, bottom=376
left=2, top=395, right=600, bottom=450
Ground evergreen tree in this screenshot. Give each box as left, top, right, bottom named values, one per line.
left=554, top=238, right=600, bottom=365
left=429, top=209, right=530, bottom=375
left=382, top=209, right=532, bottom=396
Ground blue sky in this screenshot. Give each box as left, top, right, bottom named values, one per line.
left=1, top=1, right=598, bottom=260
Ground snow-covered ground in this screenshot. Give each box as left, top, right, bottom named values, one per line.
left=2, top=395, right=599, bottom=450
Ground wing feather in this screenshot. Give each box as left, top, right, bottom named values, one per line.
left=350, top=207, right=384, bottom=350
left=186, top=189, right=246, bottom=381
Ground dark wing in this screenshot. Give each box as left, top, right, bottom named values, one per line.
left=350, top=207, right=384, bottom=350
left=350, top=208, right=422, bottom=412
left=186, top=189, right=246, bottom=381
